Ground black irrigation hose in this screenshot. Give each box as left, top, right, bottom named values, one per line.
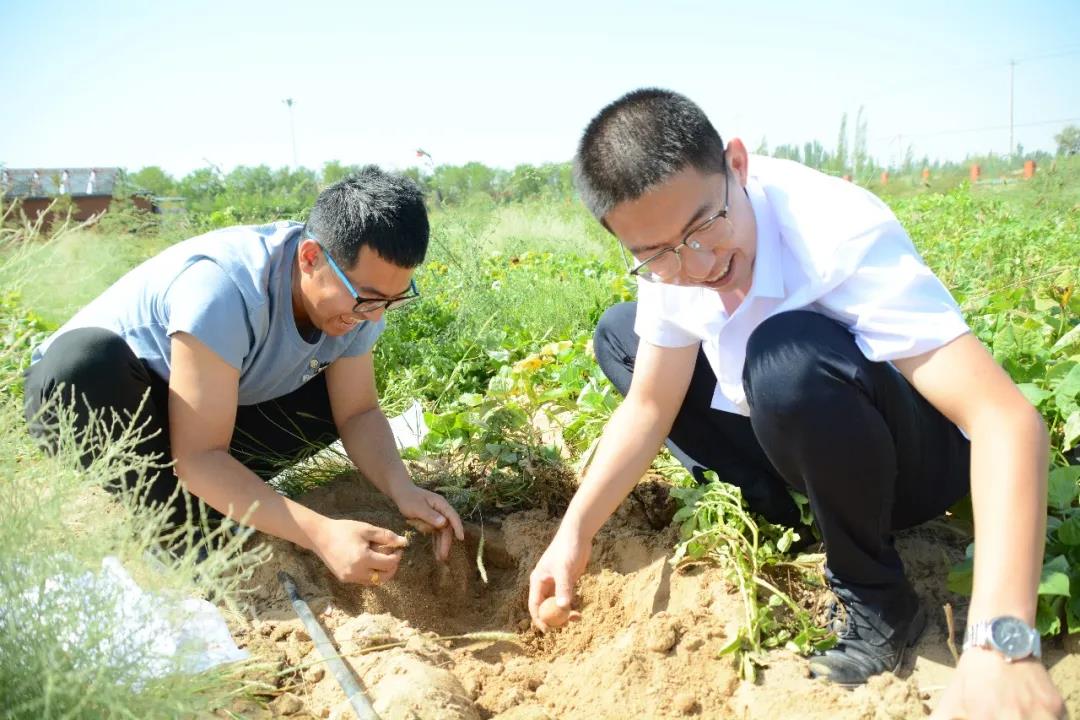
left=278, top=571, right=381, bottom=720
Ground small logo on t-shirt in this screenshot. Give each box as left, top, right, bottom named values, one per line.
left=302, top=358, right=331, bottom=383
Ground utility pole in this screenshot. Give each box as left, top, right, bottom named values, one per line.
left=283, top=98, right=298, bottom=168
left=1008, top=60, right=1016, bottom=158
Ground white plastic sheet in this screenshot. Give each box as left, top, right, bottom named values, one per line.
left=16, top=556, right=248, bottom=687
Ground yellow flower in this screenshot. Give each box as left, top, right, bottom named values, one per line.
left=513, top=354, right=544, bottom=373
left=540, top=340, right=572, bottom=357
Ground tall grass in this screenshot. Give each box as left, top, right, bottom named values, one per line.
left=0, top=211, right=172, bottom=328
left=0, top=202, right=269, bottom=719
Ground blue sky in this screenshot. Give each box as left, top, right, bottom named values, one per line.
left=1, top=0, right=1077, bottom=176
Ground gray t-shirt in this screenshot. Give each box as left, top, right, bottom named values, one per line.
left=32, top=221, right=384, bottom=405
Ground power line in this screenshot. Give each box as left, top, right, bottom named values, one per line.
left=853, top=46, right=1080, bottom=114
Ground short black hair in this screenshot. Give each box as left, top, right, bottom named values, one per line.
left=574, top=88, right=726, bottom=220
left=306, top=166, right=429, bottom=269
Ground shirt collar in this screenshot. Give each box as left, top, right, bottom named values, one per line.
left=745, top=175, right=785, bottom=299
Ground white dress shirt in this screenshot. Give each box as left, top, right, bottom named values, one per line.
left=633, top=155, right=970, bottom=416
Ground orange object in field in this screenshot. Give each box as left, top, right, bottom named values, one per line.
left=970, top=164, right=981, bottom=182
left=880, top=171, right=889, bottom=185
left=842, top=174, right=852, bottom=182
left=1024, top=160, right=1036, bottom=179
left=921, top=168, right=931, bottom=183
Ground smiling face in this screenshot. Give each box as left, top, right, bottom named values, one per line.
left=293, top=238, right=415, bottom=337
left=603, top=140, right=757, bottom=310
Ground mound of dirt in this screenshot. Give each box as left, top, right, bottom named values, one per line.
left=232, top=475, right=1080, bottom=719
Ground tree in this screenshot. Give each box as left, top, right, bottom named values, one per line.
left=802, top=140, right=829, bottom=170
left=773, top=144, right=802, bottom=163
left=322, top=160, right=365, bottom=186
left=178, top=167, right=223, bottom=198
left=1055, top=125, right=1080, bottom=156
left=128, top=166, right=176, bottom=196
left=853, top=106, right=869, bottom=178
left=833, top=113, right=849, bottom=175
left=901, top=145, right=916, bottom=175
left=506, top=164, right=545, bottom=200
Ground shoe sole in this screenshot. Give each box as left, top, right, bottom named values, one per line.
left=830, top=602, right=928, bottom=690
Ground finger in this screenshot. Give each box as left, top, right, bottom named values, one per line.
left=341, top=560, right=397, bottom=586
left=528, top=571, right=554, bottom=631
left=359, top=563, right=399, bottom=586
left=366, top=549, right=404, bottom=572
left=373, top=538, right=409, bottom=554
left=553, top=569, right=574, bottom=608
left=365, top=525, right=408, bottom=548
left=406, top=517, right=437, bottom=534
left=411, top=498, right=449, bottom=531
left=430, top=495, right=465, bottom=541
left=436, top=526, right=453, bottom=562
left=431, top=526, right=445, bottom=561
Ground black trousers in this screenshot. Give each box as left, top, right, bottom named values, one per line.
left=23, top=327, right=339, bottom=528
left=594, top=303, right=971, bottom=589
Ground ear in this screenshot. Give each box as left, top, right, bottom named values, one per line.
left=297, top=238, right=321, bottom=274
left=725, top=138, right=750, bottom=187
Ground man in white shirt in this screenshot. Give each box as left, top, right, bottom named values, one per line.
left=528, top=89, right=1063, bottom=717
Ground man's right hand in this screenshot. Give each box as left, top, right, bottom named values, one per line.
left=524, top=341, right=698, bottom=631
left=528, top=528, right=592, bottom=631
left=312, top=518, right=408, bottom=585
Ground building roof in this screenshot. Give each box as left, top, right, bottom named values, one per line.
left=1, top=167, right=122, bottom=200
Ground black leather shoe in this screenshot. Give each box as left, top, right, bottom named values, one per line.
left=808, top=580, right=926, bottom=687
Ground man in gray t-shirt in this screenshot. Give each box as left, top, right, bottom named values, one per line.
left=25, top=167, right=463, bottom=587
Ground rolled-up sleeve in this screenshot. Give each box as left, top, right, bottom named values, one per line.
left=633, top=278, right=700, bottom=348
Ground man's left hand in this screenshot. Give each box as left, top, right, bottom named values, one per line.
left=931, top=648, right=1066, bottom=719
left=391, top=483, right=465, bottom=562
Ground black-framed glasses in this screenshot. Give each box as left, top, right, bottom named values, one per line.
left=627, top=167, right=733, bottom=282
left=318, top=243, right=420, bottom=314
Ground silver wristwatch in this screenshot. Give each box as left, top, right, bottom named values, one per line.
left=962, top=616, right=1041, bottom=662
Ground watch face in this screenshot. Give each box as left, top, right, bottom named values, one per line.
left=990, top=617, right=1033, bottom=658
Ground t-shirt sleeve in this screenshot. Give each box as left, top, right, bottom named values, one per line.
left=341, top=316, right=386, bottom=358
left=816, top=230, right=971, bottom=361
left=164, top=260, right=252, bottom=369
left=632, top=277, right=699, bottom=348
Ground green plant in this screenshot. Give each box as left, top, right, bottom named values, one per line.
left=669, top=471, right=832, bottom=681
left=412, top=391, right=575, bottom=520
left=927, top=210, right=1080, bottom=639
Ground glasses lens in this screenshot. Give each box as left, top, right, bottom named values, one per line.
left=355, top=294, right=419, bottom=314
left=690, top=214, right=733, bottom=249
left=638, top=251, right=679, bottom=280
left=385, top=295, right=419, bottom=311
left=354, top=301, right=384, bottom=314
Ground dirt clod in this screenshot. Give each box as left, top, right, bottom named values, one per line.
left=673, top=691, right=699, bottom=715
left=644, top=612, right=681, bottom=653
left=268, top=692, right=304, bottom=716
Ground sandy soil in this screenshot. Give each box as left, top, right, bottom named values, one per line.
left=230, top=475, right=1080, bottom=719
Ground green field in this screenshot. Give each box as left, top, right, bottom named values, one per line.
left=1, top=158, right=1078, bottom=715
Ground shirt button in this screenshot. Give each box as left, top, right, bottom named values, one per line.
left=309, top=359, right=319, bottom=368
